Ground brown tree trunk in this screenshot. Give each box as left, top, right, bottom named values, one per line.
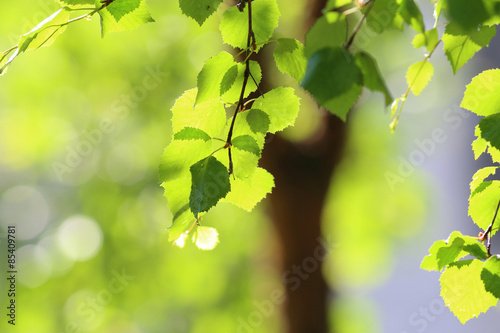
left=260, top=0, right=347, bottom=332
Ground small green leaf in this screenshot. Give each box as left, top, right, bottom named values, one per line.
left=440, top=259, right=498, bottom=324
left=274, top=38, right=307, bottom=82
left=469, top=180, right=500, bottom=233
left=461, top=69, right=500, bottom=116
left=189, top=156, right=230, bottom=218
left=159, top=140, right=212, bottom=183
left=442, top=22, right=496, bottom=75
left=406, top=60, right=433, bottom=96
left=179, top=0, right=224, bottom=25
left=479, top=114, right=500, bottom=151
left=472, top=125, right=488, bottom=160
left=171, top=88, right=226, bottom=137
left=246, top=109, right=270, bottom=134
left=232, top=135, right=260, bottom=156
left=412, top=28, right=439, bottom=52
left=220, top=0, right=280, bottom=52
left=251, top=87, right=300, bottom=133
left=173, top=127, right=211, bottom=141
left=196, top=51, right=236, bottom=105
left=220, top=65, right=238, bottom=96
left=302, top=47, right=362, bottom=120
left=421, top=231, right=488, bottom=272
left=106, top=0, right=141, bottom=21
left=354, top=51, right=392, bottom=106
left=481, top=255, right=500, bottom=298
left=445, top=0, right=490, bottom=32
left=470, top=167, right=497, bottom=193
left=193, top=226, right=219, bottom=250
left=224, top=167, right=274, bottom=211
left=97, top=0, right=154, bottom=37
left=399, top=0, right=425, bottom=33
left=304, top=14, right=346, bottom=58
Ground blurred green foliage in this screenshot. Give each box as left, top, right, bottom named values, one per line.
left=0, top=1, right=429, bottom=332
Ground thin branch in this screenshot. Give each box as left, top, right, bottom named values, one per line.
left=485, top=197, right=500, bottom=257
left=344, top=0, right=375, bottom=50
left=226, top=0, right=255, bottom=175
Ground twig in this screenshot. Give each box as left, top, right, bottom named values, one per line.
left=344, top=0, right=375, bottom=50
left=226, top=0, right=255, bottom=175
left=484, top=197, right=500, bottom=257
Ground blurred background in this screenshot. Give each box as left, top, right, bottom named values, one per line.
left=0, top=0, right=499, bottom=332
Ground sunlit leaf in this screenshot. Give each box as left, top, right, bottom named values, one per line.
left=251, top=87, right=300, bottom=133
left=406, top=60, right=433, bottom=96
left=97, top=0, right=154, bottom=37
left=461, top=69, right=500, bottom=116
left=220, top=0, right=280, bottom=52
left=442, top=22, right=495, bottom=75
left=274, top=38, right=307, bottom=82
left=179, top=0, right=224, bottom=25
left=173, top=127, right=211, bottom=142
left=223, top=167, right=274, bottom=211
left=470, top=167, right=497, bottom=193
left=440, top=259, right=498, bottom=324
left=196, top=51, right=236, bottom=105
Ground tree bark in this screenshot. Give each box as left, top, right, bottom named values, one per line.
left=260, top=0, right=347, bottom=332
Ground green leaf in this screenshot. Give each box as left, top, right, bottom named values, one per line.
left=461, top=69, right=500, bottom=116
left=171, top=88, right=226, bottom=138
left=365, top=0, right=398, bottom=33
left=196, top=51, right=236, bottom=105
left=304, top=14, right=346, bottom=58
left=445, top=0, right=490, bottom=32
left=232, top=135, right=260, bottom=156
left=246, top=109, right=270, bottom=135
left=479, top=114, right=500, bottom=151
left=192, top=226, right=219, bottom=250
left=481, top=255, right=500, bottom=298
left=97, top=0, right=154, bottom=37
left=412, top=28, right=439, bottom=52
left=163, top=178, right=193, bottom=241
left=221, top=61, right=262, bottom=104
left=54, top=0, right=95, bottom=9
left=273, top=38, right=307, bottom=82
left=251, top=87, right=300, bottom=133
left=173, top=127, right=211, bottom=141
left=179, top=0, right=224, bottom=25
left=220, top=0, right=280, bottom=52
left=159, top=139, right=212, bottom=183
left=406, top=60, right=433, bottom=96
left=354, top=51, right=392, bottom=106
left=442, top=22, right=496, bottom=75
left=189, top=156, right=230, bottom=218
left=440, top=259, right=498, bottom=324
left=421, top=231, right=488, bottom=272
left=301, top=47, right=362, bottom=120
left=469, top=180, right=500, bottom=233
left=471, top=167, right=497, bottom=193
left=399, top=0, right=425, bottom=33
left=220, top=65, right=238, bottom=96
left=1, top=9, right=70, bottom=75
left=472, top=125, right=488, bottom=160
left=224, top=167, right=274, bottom=211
